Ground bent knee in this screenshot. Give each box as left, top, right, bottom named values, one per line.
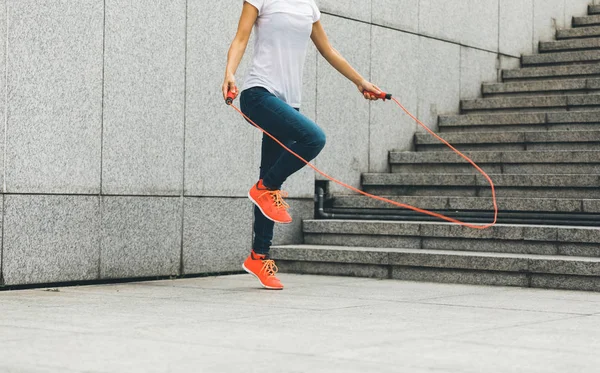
left=312, top=130, right=326, bottom=150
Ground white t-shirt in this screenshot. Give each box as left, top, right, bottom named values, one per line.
left=242, top=0, right=321, bottom=108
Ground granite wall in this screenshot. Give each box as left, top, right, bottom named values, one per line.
left=0, top=0, right=594, bottom=286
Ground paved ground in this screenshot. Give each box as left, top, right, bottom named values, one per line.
left=0, top=274, right=599, bottom=373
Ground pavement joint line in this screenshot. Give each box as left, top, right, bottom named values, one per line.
left=432, top=337, right=592, bottom=356
left=412, top=300, right=594, bottom=316
left=434, top=313, right=591, bottom=340
left=36, top=287, right=386, bottom=313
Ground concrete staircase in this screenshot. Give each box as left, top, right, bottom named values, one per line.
left=272, top=5, right=600, bottom=291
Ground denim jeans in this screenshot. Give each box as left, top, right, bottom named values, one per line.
left=240, top=86, right=326, bottom=254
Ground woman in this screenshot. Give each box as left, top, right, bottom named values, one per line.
left=223, top=0, right=383, bottom=290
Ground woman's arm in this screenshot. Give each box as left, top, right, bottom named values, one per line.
left=311, top=21, right=383, bottom=100
left=222, top=3, right=258, bottom=101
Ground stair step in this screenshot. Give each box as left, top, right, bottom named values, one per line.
left=539, top=37, right=600, bottom=53
left=388, top=150, right=600, bottom=174
left=299, top=220, right=600, bottom=257
left=270, top=245, right=600, bottom=291
left=438, top=111, right=600, bottom=133
left=482, top=78, right=600, bottom=96
left=361, top=173, right=600, bottom=198
left=415, top=130, right=600, bottom=151
left=502, top=64, right=600, bottom=81
left=557, top=26, right=600, bottom=40
left=522, top=50, right=600, bottom=66
left=590, top=5, right=600, bottom=15
left=461, top=94, right=600, bottom=112
left=574, top=15, right=600, bottom=27
left=332, top=195, right=600, bottom=214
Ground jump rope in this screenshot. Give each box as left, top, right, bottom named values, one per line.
left=226, top=88, right=498, bottom=229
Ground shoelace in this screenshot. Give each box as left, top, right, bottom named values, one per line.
left=261, top=259, right=279, bottom=277
left=269, top=190, right=290, bottom=210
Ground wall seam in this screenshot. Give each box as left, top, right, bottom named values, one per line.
left=179, top=0, right=188, bottom=277
left=98, top=0, right=107, bottom=280
left=321, top=11, right=520, bottom=58
left=1, top=0, right=9, bottom=284
left=3, top=0, right=7, bottom=195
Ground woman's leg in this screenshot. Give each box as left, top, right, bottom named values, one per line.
left=240, top=87, right=326, bottom=190
left=241, top=87, right=326, bottom=256
left=252, top=133, right=294, bottom=255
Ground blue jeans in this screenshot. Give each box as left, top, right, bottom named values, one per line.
left=240, top=86, right=326, bottom=254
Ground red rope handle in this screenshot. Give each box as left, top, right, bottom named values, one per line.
left=229, top=98, right=498, bottom=229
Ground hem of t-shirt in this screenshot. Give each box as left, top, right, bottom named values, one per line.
left=242, top=84, right=302, bottom=109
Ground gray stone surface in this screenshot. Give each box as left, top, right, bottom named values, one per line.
left=389, top=249, right=529, bottom=272
left=422, top=238, right=557, bottom=256
left=540, top=37, right=600, bottom=52
left=462, top=96, right=567, bottom=111
left=273, top=199, right=314, bottom=246
left=302, top=220, right=600, bottom=247
left=416, top=131, right=527, bottom=145
left=2, top=275, right=600, bottom=371
left=557, top=227, right=600, bottom=244
left=277, top=261, right=389, bottom=278
left=482, top=78, right=588, bottom=95
left=391, top=150, right=600, bottom=164
left=531, top=273, right=600, bottom=291
left=529, top=256, right=600, bottom=276
left=573, top=15, right=600, bottom=27
left=102, top=0, right=185, bottom=195
left=559, top=244, right=600, bottom=257
left=272, top=245, right=390, bottom=265
left=100, top=196, right=182, bottom=279
left=557, top=25, right=600, bottom=39
left=2, top=195, right=100, bottom=286
left=584, top=199, right=600, bottom=213
left=315, top=15, right=371, bottom=194
left=370, top=26, right=419, bottom=171
left=523, top=50, right=600, bottom=66
left=568, top=94, right=600, bottom=106
left=459, top=47, right=498, bottom=100
left=0, top=3, right=5, bottom=191
left=499, top=0, right=534, bottom=57
left=185, top=0, right=257, bottom=197
left=332, top=195, right=588, bottom=213
left=304, top=219, right=420, bottom=236
left=417, top=36, right=460, bottom=130
left=419, top=0, right=499, bottom=52
left=565, top=0, right=595, bottom=24
left=371, top=0, right=418, bottom=32
left=6, top=0, right=103, bottom=194
left=392, top=267, right=529, bottom=287
left=182, top=197, right=252, bottom=274
left=305, top=233, right=421, bottom=249
left=440, top=113, right=546, bottom=127
left=591, top=4, right=600, bottom=15
left=533, top=0, right=565, bottom=49
left=503, top=64, right=600, bottom=80
left=316, top=0, right=372, bottom=22
left=547, top=111, right=600, bottom=124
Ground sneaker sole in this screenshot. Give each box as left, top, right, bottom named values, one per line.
left=248, top=191, right=292, bottom=225
left=242, top=263, right=284, bottom=290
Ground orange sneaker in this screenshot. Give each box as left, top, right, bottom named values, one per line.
left=248, top=179, right=292, bottom=224
left=242, top=251, right=284, bottom=290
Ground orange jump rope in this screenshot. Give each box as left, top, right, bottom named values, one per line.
left=226, top=88, right=498, bottom=229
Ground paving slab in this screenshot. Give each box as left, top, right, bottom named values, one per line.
left=0, top=275, right=599, bottom=372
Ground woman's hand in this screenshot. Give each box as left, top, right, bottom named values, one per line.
left=357, top=79, right=383, bottom=101
left=222, top=73, right=238, bottom=102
